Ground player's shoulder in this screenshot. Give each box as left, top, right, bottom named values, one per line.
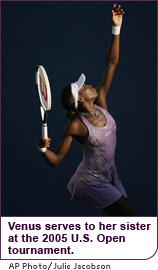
left=62, top=115, right=82, bottom=136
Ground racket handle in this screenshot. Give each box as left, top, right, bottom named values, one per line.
left=42, top=123, right=48, bottom=139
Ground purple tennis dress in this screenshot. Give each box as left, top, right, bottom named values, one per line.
left=67, top=104, right=127, bottom=209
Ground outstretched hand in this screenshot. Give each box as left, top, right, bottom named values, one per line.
left=112, top=4, right=125, bottom=26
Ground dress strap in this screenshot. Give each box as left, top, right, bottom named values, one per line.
left=77, top=111, right=90, bottom=129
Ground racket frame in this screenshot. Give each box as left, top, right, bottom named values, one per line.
left=36, top=65, right=52, bottom=139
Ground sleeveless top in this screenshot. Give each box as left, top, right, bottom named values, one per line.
left=67, top=104, right=127, bottom=208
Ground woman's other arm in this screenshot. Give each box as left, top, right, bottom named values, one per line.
left=95, top=4, right=124, bottom=110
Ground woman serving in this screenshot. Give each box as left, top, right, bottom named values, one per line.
left=38, top=4, right=141, bottom=216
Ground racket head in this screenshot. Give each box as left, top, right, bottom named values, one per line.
left=36, top=65, right=52, bottom=111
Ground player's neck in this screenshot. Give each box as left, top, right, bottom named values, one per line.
left=80, top=102, right=95, bottom=114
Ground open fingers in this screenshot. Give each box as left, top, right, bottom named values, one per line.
left=115, top=5, right=121, bottom=12
left=112, top=4, right=124, bottom=15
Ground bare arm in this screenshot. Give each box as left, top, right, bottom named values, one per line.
left=95, top=4, right=124, bottom=110
left=43, top=136, right=73, bottom=167
left=38, top=118, right=85, bottom=167
left=38, top=124, right=73, bottom=167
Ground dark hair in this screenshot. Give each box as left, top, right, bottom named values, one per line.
left=61, top=84, right=76, bottom=119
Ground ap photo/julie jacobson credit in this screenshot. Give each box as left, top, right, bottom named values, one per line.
left=1, top=0, right=157, bottom=270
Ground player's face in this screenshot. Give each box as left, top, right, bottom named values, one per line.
left=79, top=84, right=98, bottom=102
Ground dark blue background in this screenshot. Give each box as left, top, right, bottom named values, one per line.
left=1, top=1, right=157, bottom=216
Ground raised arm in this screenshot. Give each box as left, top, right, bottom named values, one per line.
left=95, top=4, right=124, bottom=110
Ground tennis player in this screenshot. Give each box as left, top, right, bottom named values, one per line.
left=38, top=4, right=141, bottom=216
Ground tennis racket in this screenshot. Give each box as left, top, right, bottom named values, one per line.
left=36, top=65, right=52, bottom=140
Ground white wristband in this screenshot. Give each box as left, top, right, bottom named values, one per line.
left=112, top=25, right=121, bottom=35
left=38, top=146, right=47, bottom=153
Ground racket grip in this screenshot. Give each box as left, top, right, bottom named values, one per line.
left=42, top=123, right=48, bottom=139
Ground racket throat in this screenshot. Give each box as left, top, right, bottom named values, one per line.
left=40, top=106, right=48, bottom=124
left=43, top=111, right=48, bottom=124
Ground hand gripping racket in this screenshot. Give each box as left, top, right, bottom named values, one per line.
left=36, top=65, right=52, bottom=141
